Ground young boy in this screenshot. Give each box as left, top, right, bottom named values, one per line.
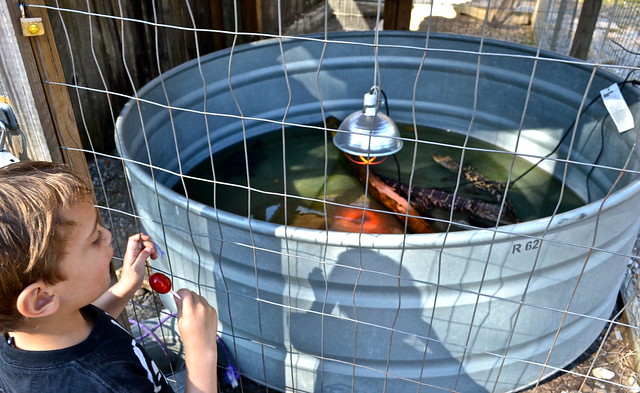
left=0, top=161, right=218, bottom=393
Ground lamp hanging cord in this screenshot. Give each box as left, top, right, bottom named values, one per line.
left=509, top=79, right=636, bottom=187
left=392, top=154, right=402, bottom=186
left=377, top=88, right=401, bottom=184
left=380, top=89, right=390, bottom=116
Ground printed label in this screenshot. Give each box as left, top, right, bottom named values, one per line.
left=600, top=83, right=634, bottom=133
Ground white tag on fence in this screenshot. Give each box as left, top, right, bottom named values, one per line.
left=600, top=83, right=634, bottom=133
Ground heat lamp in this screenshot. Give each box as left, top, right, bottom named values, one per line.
left=333, top=86, right=403, bottom=158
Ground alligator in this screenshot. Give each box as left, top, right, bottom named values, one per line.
left=432, top=154, right=518, bottom=221
left=377, top=172, right=519, bottom=226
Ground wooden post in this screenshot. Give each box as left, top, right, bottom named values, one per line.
left=241, top=0, right=262, bottom=41
left=0, top=0, right=62, bottom=163
left=569, top=0, right=603, bottom=60
left=210, top=0, right=228, bottom=50
left=25, top=0, right=91, bottom=181
left=0, top=0, right=89, bottom=182
left=383, top=0, right=412, bottom=30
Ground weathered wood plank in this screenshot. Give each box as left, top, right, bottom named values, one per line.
left=383, top=0, right=412, bottom=30
left=29, top=0, right=90, bottom=182
left=0, top=0, right=61, bottom=162
left=42, top=0, right=217, bottom=152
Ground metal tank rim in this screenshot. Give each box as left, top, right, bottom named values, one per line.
left=118, top=155, right=640, bottom=248
left=116, top=31, right=640, bottom=249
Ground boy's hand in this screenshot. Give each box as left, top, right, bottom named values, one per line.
left=176, top=289, right=218, bottom=393
left=176, top=289, right=218, bottom=351
left=94, top=233, right=157, bottom=317
left=119, top=233, right=158, bottom=291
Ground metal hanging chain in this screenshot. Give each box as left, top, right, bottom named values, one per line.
left=0, top=123, right=7, bottom=152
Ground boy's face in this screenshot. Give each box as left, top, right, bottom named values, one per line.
left=54, top=200, right=114, bottom=308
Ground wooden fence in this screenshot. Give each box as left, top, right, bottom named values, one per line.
left=0, top=0, right=413, bottom=160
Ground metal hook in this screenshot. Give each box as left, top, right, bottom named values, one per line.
left=0, top=121, right=19, bottom=168
left=0, top=122, right=7, bottom=152
left=0, top=103, right=19, bottom=132
left=19, top=2, right=26, bottom=19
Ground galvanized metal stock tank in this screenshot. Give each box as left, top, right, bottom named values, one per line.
left=116, top=32, right=640, bottom=392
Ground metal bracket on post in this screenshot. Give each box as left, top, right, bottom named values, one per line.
left=19, top=2, right=45, bottom=37
left=0, top=102, right=21, bottom=168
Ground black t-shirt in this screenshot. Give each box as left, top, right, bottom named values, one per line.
left=0, top=305, right=174, bottom=393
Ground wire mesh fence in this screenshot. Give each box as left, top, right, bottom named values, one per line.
left=3, top=0, right=640, bottom=392
left=533, top=0, right=640, bottom=76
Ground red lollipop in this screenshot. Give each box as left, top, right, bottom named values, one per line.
left=149, top=272, right=180, bottom=300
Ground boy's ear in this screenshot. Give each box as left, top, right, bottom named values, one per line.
left=16, top=281, right=59, bottom=318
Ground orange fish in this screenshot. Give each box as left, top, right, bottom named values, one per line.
left=329, top=206, right=404, bottom=234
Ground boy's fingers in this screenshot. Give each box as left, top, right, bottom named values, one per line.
left=138, top=236, right=158, bottom=259
left=174, top=289, right=185, bottom=314
left=124, top=232, right=158, bottom=262
left=131, top=233, right=153, bottom=246
left=176, top=289, right=214, bottom=314
left=145, top=243, right=158, bottom=259
left=174, top=289, right=192, bottom=317
left=134, top=248, right=151, bottom=264
left=176, top=288, right=191, bottom=300
left=130, top=233, right=147, bottom=243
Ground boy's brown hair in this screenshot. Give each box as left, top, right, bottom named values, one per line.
left=0, top=161, right=94, bottom=332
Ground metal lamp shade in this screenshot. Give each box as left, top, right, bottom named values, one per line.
left=333, top=110, right=403, bottom=157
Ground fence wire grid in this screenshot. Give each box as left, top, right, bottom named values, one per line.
left=7, top=0, right=640, bottom=393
